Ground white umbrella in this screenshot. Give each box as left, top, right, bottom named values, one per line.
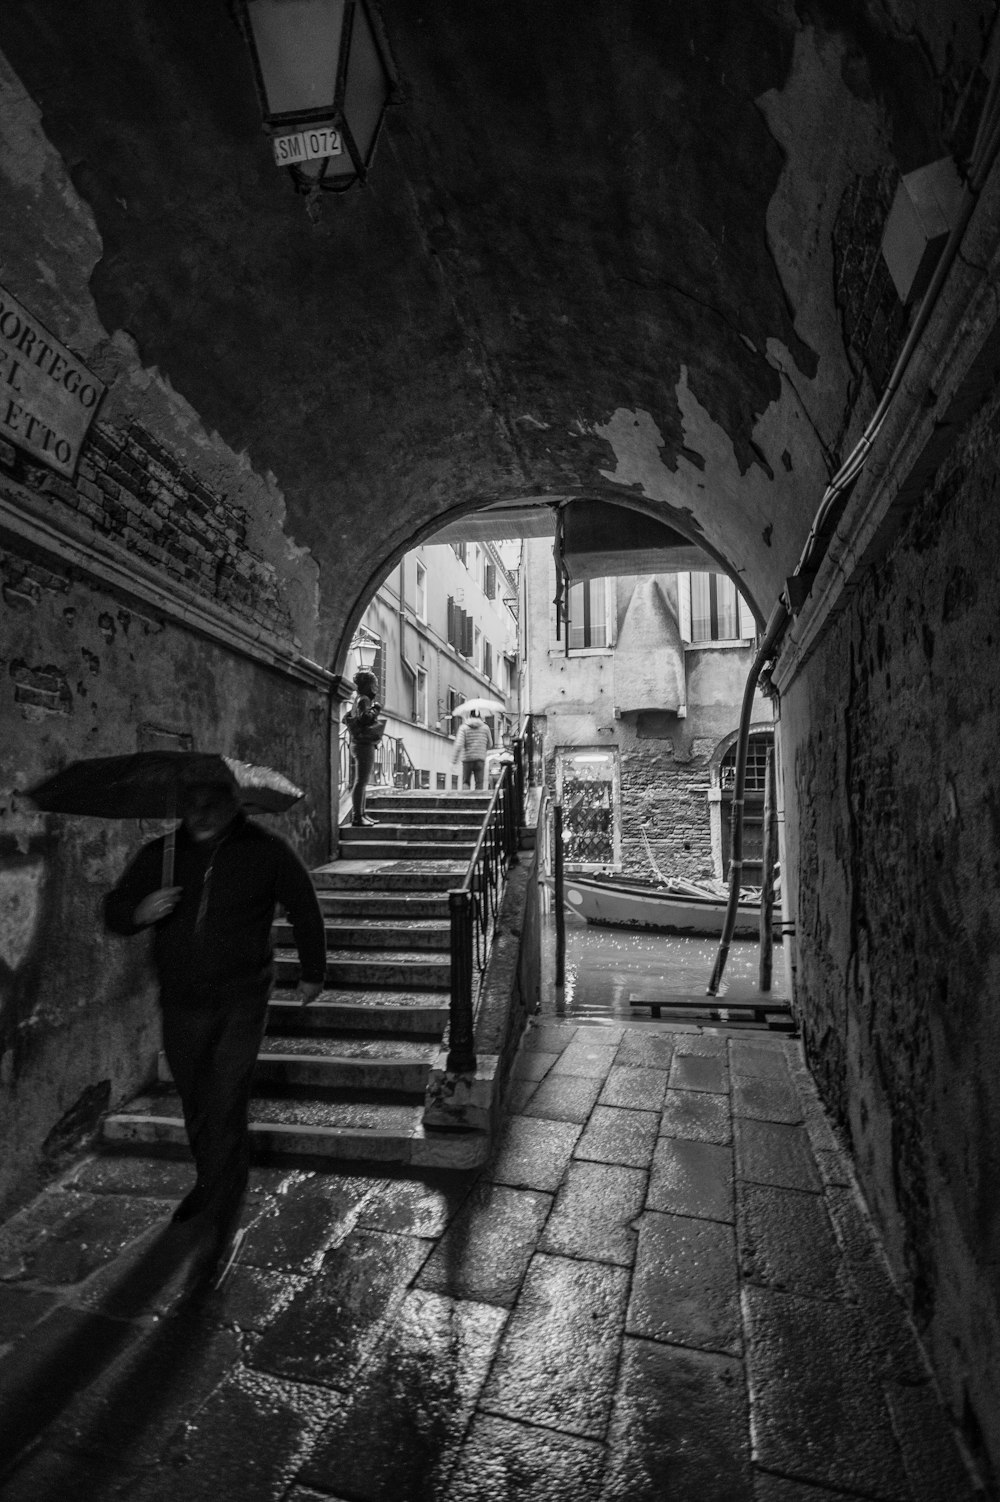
left=454, top=698, right=506, bottom=716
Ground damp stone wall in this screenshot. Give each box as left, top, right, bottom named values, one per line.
left=779, top=380, right=1000, bottom=1483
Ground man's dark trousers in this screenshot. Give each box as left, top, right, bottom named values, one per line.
left=161, top=990, right=269, bottom=1206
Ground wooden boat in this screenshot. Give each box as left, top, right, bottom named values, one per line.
left=562, top=871, right=763, bottom=937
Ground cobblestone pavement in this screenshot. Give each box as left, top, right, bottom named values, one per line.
left=0, top=1021, right=986, bottom=1501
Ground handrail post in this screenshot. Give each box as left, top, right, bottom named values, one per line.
left=447, top=887, right=477, bottom=1073
left=554, top=801, right=566, bottom=987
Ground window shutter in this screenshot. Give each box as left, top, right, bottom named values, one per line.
left=484, top=641, right=493, bottom=681
left=447, top=596, right=456, bottom=647
left=461, top=612, right=474, bottom=657
left=485, top=562, right=496, bottom=600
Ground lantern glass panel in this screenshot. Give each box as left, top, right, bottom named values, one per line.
left=247, top=0, right=346, bottom=119
left=343, top=2, right=391, bottom=160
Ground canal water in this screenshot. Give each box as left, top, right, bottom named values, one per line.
left=540, top=910, right=792, bottom=1027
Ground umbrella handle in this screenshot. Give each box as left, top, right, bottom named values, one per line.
left=161, top=827, right=176, bottom=887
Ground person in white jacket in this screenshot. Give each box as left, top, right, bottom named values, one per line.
left=451, top=710, right=493, bottom=789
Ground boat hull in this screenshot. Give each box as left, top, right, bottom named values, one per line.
left=563, top=875, right=761, bottom=937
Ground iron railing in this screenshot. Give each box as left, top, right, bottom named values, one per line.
left=446, top=754, right=524, bottom=1073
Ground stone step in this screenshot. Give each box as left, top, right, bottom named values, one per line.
left=334, top=839, right=476, bottom=862
left=273, top=918, right=451, bottom=952
left=366, top=793, right=491, bottom=812
left=102, top=1096, right=486, bottom=1168
left=275, top=948, right=451, bottom=991
left=268, top=990, right=448, bottom=1034
left=156, top=1038, right=436, bottom=1094
left=317, top=891, right=451, bottom=919
left=340, top=823, right=480, bottom=845
left=349, top=806, right=486, bottom=827
left=312, top=862, right=466, bottom=892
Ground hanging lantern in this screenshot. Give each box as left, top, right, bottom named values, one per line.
left=236, top=0, right=396, bottom=196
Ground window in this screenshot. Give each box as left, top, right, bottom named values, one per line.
left=485, top=561, right=496, bottom=600
left=415, top=561, right=427, bottom=621
left=449, top=598, right=474, bottom=656
left=447, top=595, right=456, bottom=647
left=474, top=625, right=482, bottom=670
left=689, top=573, right=755, bottom=642
left=568, top=578, right=608, bottom=650
left=452, top=541, right=467, bottom=565
left=414, top=666, right=428, bottom=725
left=483, top=640, right=493, bottom=682
left=447, top=686, right=463, bottom=732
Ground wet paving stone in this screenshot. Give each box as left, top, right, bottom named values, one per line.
left=128, top=1367, right=340, bottom=1502
left=481, top=1253, right=630, bottom=1439
left=729, top=1041, right=792, bottom=1079
left=489, top=1116, right=581, bottom=1192
left=673, top=1033, right=728, bottom=1056
left=733, top=1077, right=804, bottom=1124
left=506, top=1078, right=539, bottom=1113
left=601, top=1336, right=751, bottom=1501
left=574, top=1106, right=660, bottom=1170
left=743, top=1284, right=912, bottom=1501
left=539, top=1160, right=646, bottom=1267
left=0, top=1192, right=169, bottom=1285
left=217, top=1265, right=309, bottom=1334
left=614, top=1030, right=676, bottom=1070
left=598, top=1064, right=667, bottom=1112
left=41, top=1308, right=242, bottom=1469
left=523, top=1073, right=604, bottom=1124
left=524, top=1022, right=578, bottom=1053
left=0, top=1284, right=58, bottom=1345
left=448, top=1413, right=606, bottom=1501
left=881, top=1378, right=984, bottom=1502
left=550, top=1040, right=619, bottom=1078
left=735, top=1119, right=821, bottom=1192
left=668, top=1051, right=728, bottom=1094
left=660, top=1087, right=732, bottom=1143
left=753, top=1473, right=873, bottom=1501
left=357, top=1170, right=474, bottom=1239
left=301, top=1289, right=506, bottom=1501
left=647, top=1137, right=734, bottom=1223
left=737, top=1183, right=846, bottom=1301
left=417, top=1183, right=551, bottom=1306
left=513, top=1049, right=559, bottom=1082
left=0, top=1442, right=144, bottom=1502
left=67, top=1218, right=225, bottom=1319
left=628, top=1211, right=741, bottom=1356
left=250, top=1228, right=431, bottom=1388
left=240, top=1176, right=376, bottom=1272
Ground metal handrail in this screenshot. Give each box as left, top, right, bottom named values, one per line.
left=339, top=727, right=415, bottom=794
left=446, top=762, right=519, bottom=1073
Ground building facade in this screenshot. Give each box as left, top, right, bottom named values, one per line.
left=341, top=540, right=518, bottom=808
left=520, top=538, right=775, bottom=884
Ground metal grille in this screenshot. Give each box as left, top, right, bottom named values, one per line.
left=561, top=764, right=614, bottom=866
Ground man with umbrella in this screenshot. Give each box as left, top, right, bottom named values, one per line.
left=451, top=707, right=494, bottom=790
left=101, top=760, right=326, bottom=1261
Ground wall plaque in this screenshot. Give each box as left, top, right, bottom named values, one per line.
left=0, top=282, right=105, bottom=478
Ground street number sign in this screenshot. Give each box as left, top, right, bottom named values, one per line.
left=272, top=127, right=343, bottom=168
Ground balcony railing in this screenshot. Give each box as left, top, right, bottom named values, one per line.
left=339, top=727, right=415, bottom=795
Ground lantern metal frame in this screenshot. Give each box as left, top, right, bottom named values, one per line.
left=235, top=0, right=397, bottom=196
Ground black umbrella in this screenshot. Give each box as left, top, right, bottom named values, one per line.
left=25, top=751, right=304, bottom=883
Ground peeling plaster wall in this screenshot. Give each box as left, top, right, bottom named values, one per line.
left=0, top=55, right=331, bottom=1214
left=780, top=384, right=1000, bottom=1479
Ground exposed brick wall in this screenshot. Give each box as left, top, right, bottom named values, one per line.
left=832, top=168, right=909, bottom=394
left=618, top=748, right=714, bottom=880
left=0, top=418, right=293, bottom=639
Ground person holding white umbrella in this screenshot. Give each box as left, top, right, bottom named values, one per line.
left=451, top=708, right=494, bottom=790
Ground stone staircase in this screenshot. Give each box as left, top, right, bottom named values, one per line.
left=101, top=790, right=493, bottom=1169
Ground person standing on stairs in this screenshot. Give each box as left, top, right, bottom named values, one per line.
left=346, top=668, right=385, bottom=826
left=103, top=764, right=326, bottom=1265
left=452, top=709, right=493, bottom=790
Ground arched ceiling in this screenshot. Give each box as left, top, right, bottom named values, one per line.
left=0, top=0, right=983, bottom=653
